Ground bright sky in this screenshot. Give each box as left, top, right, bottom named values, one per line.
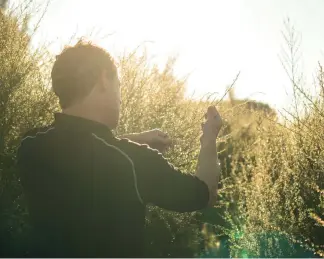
left=11, top=0, right=324, bottom=112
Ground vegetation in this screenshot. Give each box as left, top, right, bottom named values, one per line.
left=0, top=5, right=323, bottom=258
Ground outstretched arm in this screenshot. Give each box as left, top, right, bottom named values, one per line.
left=119, top=129, right=171, bottom=153
left=132, top=106, right=222, bottom=212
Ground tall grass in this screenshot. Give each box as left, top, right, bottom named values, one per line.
left=219, top=19, right=324, bottom=258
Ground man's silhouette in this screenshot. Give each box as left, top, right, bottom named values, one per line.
left=17, top=40, right=223, bottom=257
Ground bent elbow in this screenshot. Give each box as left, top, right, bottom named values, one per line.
left=207, top=192, right=217, bottom=207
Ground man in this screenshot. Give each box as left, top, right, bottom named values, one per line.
left=17, top=40, right=222, bottom=257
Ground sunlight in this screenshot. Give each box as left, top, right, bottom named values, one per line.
left=26, top=0, right=296, bottom=112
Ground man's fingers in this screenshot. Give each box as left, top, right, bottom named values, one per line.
left=156, top=129, right=167, bottom=137
left=157, top=133, right=170, bottom=141
left=206, top=106, right=219, bottom=121
left=207, top=105, right=217, bottom=113
left=164, top=138, right=172, bottom=146
left=202, top=106, right=223, bottom=138
left=160, top=133, right=168, bottom=138
left=157, top=132, right=169, bottom=141
left=155, top=130, right=172, bottom=145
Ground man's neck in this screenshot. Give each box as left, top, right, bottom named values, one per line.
left=62, top=105, right=109, bottom=128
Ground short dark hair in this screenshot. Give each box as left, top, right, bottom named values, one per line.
left=51, top=39, right=117, bottom=109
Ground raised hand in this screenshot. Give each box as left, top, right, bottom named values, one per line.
left=200, top=106, right=223, bottom=145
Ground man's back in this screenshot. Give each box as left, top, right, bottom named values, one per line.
left=17, top=113, right=209, bottom=257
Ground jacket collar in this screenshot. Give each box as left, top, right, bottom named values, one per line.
left=54, top=113, right=114, bottom=139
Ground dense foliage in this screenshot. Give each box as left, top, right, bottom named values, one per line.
left=0, top=6, right=323, bottom=258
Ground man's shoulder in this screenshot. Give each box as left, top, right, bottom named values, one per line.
left=21, top=124, right=55, bottom=140
left=17, top=125, right=55, bottom=161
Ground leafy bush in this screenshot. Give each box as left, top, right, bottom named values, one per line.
left=220, top=20, right=324, bottom=258
left=0, top=5, right=58, bottom=257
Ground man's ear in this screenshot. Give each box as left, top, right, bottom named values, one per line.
left=97, top=70, right=109, bottom=91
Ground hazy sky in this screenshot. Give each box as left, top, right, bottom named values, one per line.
left=12, top=0, right=324, bottom=112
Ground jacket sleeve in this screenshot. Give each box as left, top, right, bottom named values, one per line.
left=16, top=129, right=55, bottom=213
left=132, top=143, right=210, bottom=212
left=17, top=132, right=43, bottom=201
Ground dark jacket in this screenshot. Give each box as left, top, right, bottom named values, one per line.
left=17, top=113, right=209, bottom=257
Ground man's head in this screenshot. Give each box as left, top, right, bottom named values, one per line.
left=51, top=40, right=120, bottom=129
